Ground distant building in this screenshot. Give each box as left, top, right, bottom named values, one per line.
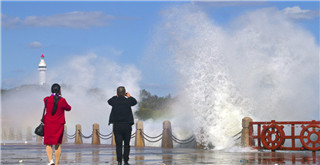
left=38, top=54, right=47, bottom=85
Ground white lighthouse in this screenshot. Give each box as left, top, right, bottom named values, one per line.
left=38, top=54, right=47, bottom=85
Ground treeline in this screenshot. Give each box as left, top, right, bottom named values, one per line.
left=135, top=89, right=174, bottom=120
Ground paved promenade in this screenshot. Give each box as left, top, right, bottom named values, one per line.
left=1, top=142, right=319, bottom=165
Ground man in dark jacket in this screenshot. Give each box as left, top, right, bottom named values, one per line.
left=108, top=86, right=137, bottom=165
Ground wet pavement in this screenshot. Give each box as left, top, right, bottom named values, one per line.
left=1, top=142, right=319, bottom=165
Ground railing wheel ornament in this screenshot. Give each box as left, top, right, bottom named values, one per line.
left=300, top=124, right=320, bottom=151
left=261, top=123, right=285, bottom=150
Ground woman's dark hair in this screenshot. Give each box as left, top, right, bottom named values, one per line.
left=51, top=83, right=61, bottom=115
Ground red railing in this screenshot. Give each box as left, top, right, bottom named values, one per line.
left=249, top=120, right=320, bottom=153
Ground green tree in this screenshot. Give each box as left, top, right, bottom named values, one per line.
left=135, top=89, right=173, bottom=120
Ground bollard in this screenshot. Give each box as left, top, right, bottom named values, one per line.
left=161, top=121, right=173, bottom=148
left=17, top=128, right=23, bottom=141
left=135, top=121, right=145, bottom=147
left=241, top=117, right=253, bottom=147
left=26, top=127, right=32, bottom=141
left=111, top=124, right=116, bottom=146
left=92, top=123, right=100, bottom=145
left=111, top=132, right=116, bottom=146
left=36, top=135, right=42, bottom=143
left=75, top=124, right=83, bottom=144
left=62, top=125, right=68, bottom=144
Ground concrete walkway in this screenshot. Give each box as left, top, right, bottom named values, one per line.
left=1, top=142, right=319, bottom=165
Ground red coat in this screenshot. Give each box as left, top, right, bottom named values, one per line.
left=43, top=95, right=71, bottom=145
left=43, top=95, right=71, bottom=124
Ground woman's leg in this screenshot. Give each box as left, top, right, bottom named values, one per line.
left=46, top=145, right=53, bottom=163
left=54, top=144, right=61, bottom=165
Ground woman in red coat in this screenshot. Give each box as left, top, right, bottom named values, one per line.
left=43, top=83, right=71, bottom=165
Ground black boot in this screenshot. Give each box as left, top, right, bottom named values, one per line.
left=124, top=161, right=130, bottom=165
left=117, top=161, right=122, bottom=165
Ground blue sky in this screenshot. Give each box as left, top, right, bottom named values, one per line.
left=1, top=1, right=319, bottom=96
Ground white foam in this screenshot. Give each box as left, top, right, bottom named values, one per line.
left=152, top=5, right=318, bottom=149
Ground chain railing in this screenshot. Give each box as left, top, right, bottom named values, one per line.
left=64, top=125, right=243, bottom=149
left=70, top=130, right=242, bottom=142
left=96, top=130, right=113, bottom=140
left=131, top=132, right=136, bottom=139
left=140, top=130, right=163, bottom=143
left=97, top=131, right=112, bottom=137
left=66, top=132, right=76, bottom=139
left=78, top=130, right=93, bottom=139
left=68, top=130, right=137, bottom=141
left=139, top=129, right=196, bottom=145
left=167, top=131, right=195, bottom=144
left=232, top=130, right=242, bottom=141
left=61, top=122, right=203, bottom=147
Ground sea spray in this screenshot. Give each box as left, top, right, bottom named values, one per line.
left=225, top=7, right=319, bottom=121
left=157, top=5, right=253, bottom=149
left=153, top=5, right=318, bottom=149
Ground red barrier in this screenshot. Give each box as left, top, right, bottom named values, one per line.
left=249, top=120, right=320, bottom=154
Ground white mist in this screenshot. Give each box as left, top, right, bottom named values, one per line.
left=149, top=5, right=319, bottom=149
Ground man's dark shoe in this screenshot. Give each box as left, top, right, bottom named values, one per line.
left=124, top=161, right=130, bottom=165
left=117, top=161, right=122, bottom=165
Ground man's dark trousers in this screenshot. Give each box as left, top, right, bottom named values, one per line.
left=113, top=123, right=132, bottom=163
